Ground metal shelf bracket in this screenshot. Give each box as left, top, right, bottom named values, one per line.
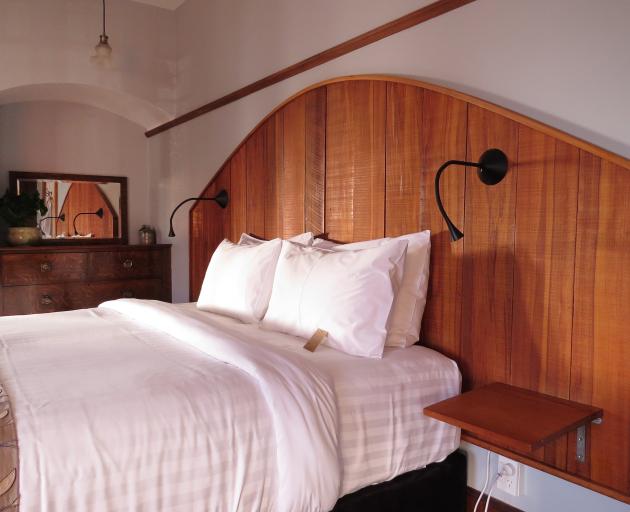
left=576, top=418, right=603, bottom=463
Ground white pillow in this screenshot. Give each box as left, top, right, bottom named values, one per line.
left=239, top=232, right=313, bottom=246
left=310, top=238, right=338, bottom=250
left=197, top=238, right=282, bottom=323
left=262, top=239, right=408, bottom=358
left=312, top=231, right=431, bottom=347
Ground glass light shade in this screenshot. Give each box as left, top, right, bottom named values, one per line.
left=90, top=35, right=112, bottom=67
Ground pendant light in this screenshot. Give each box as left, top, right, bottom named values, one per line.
left=91, top=0, right=113, bottom=67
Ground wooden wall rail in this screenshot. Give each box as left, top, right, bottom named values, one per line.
left=144, top=0, right=476, bottom=137
left=189, top=76, right=630, bottom=504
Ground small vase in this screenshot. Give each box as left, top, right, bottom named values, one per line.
left=7, top=227, right=42, bottom=246
left=138, top=225, right=156, bottom=245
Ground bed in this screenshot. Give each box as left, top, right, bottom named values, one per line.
left=2, top=68, right=628, bottom=510
left=0, top=299, right=461, bottom=511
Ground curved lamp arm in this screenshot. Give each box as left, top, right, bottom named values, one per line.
left=73, top=208, right=104, bottom=236
left=434, top=148, right=508, bottom=242
left=168, top=189, right=229, bottom=237
left=38, top=213, right=66, bottom=231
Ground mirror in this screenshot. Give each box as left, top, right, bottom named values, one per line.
left=9, top=171, right=128, bottom=244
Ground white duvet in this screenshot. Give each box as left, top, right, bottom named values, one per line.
left=0, top=300, right=460, bottom=512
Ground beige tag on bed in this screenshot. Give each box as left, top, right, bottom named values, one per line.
left=304, top=329, right=328, bottom=352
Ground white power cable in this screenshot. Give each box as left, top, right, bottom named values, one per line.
left=473, top=451, right=491, bottom=512
left=484, top=474, right=499, bottom=512
left=475, top=453, right=515, bottom=512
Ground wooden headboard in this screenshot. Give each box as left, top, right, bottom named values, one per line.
left=189, top=75, right=630, bottom=503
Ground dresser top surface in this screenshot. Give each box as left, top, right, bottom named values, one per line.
left=0, top=244, right=171, bottom=254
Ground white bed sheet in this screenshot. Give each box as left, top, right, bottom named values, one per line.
left=0, top=301, right=460, bottom=511
left=180, top=303, right=462, bottom=496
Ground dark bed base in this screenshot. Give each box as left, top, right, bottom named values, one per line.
left=331, top=450, right=467, bottom=512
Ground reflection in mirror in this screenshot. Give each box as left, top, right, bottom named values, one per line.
left=10, top=172, right=127, bottom=243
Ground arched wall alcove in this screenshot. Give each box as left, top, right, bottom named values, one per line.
left=0, top=83, right=172, bottom=130
left=0, top=83, right=169, bottom=243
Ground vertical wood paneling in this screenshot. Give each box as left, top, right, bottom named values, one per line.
left=571, top=154, right=630, bottom=492
left=385, top=82, right=423, bottom=237
left=325, top=81, right=386, bottom=242
left=305, top=88, right=327, bottom=235
left=229, top=146, right=247, bottom=242
left=461, top=106, right=518, bottom=389
left=511, top=128, right=579, bottom=469
left=281, top=96, right=306, bottom=237
left=570, top=151, right=600, bottom=407
left=245, top=128, right=265, bottom=238
left=57, top=183, right=117, bottom=238
left=189, top=165, right=230, bottom=301
left=419, top=90, right=467, bottom=361
left=567, top=151, right=600, bottom=481
left=188, top=78, right=630, bottom=502
left=246, top=116, right=276, bottom=238
left=265, top=113, right=283, bottom=239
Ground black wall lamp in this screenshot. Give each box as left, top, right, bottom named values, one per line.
left=38, top=213, right=66, bottom=230
left=434, top=148, right=509, bottom=242
left=168, top=189, right=229, bottom=237
left=73, top=208, right=104, bottom=236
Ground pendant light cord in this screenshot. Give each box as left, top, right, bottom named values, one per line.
left=102, top=0, right=107, bottom=36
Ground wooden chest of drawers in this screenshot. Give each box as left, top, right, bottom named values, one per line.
left=0, top=244, right=171, bottom=316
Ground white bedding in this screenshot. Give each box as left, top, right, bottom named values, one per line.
left=0, top=300, right=460, bottom=511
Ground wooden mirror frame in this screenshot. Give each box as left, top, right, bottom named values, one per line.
left=8, top=171, right=128, bottom=245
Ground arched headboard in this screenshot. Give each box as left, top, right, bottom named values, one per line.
left=189, top=75, right=630, bottom=503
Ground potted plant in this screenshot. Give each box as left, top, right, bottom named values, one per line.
left=0, top=189, right=48, bottom=245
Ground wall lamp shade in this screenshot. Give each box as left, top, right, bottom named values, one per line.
left=168, top=189, right=229, bottom=238
left=73, top=208, right=104, bottom=236
left=434, top=148, right=509, bottom=242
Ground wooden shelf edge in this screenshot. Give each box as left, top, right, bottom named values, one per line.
left=534, top=410, right=603, bottom=447
left=461, top=434, right=630, bottom=505
left=424, top=409, right=537, bottom=453
left=424, top=383, right=604, bottom=455
left=427, top=408, right=603, bottom=453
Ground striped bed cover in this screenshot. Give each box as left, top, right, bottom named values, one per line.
left=0, top=301, right=460, bottom=511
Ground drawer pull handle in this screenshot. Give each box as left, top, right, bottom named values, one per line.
left=122, top=290, right=134, bottom=299
left=40, top=295, right=54, bottom=306
left=40, top=262, right=52, bottom=273
left=122, top=259, right=134, bottom=269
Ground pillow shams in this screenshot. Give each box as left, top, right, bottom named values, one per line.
left=239, top=232, right=313, bottom=246
left=262, top=239, right=408, bottom=358
left=197, top=238, right=282, bottom=323
left=385, top=231, right=430, bottom=346
left=313, top=231, right=431, bottom=347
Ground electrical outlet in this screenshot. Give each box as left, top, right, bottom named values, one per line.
left=497, top=455, right=521, bottom=496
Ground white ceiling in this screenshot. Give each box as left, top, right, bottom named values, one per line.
left=130, top=0, right=186, bottom=10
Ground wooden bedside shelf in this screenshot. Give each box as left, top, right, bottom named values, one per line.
left=424, top=382, right=603, bottom=454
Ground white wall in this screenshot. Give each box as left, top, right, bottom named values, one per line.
left=0, top=101, right=151, bottom=243
left=157, top=0, right=630, bottom=303
left=175, top=0, right=433, bottom=114
left=0, top=0, right=176, bottom=123
left=464, top=442, right=630, bottom=512
left=173, top=0, right=630, bottom=157
left=0, top=0, right=176, bottom=244
left=153, top=0, right=630, bottom=509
